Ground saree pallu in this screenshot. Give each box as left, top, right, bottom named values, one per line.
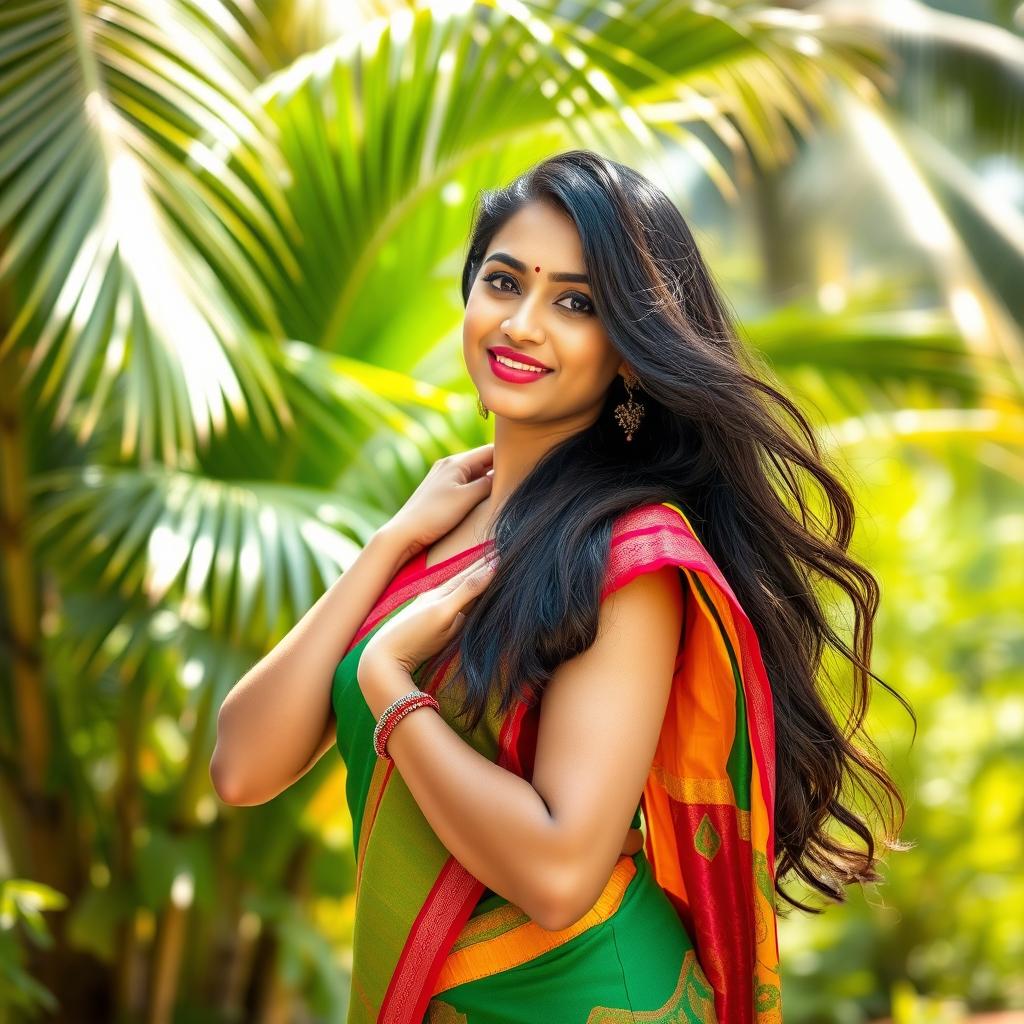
left=332, top=501, right=782, bottom=1023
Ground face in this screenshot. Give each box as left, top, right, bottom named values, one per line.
left=463, top=199, right=626, bottom=428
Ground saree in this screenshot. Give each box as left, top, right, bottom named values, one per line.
left=331, top=501, right=782, bottom=1023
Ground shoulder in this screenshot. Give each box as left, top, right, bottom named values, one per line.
left=609, top=500, right=697, bottom=546
left=597, top=502, right=688, bottom=659
left=602, top=501, right=698, bottom=602
left=599, top=560, right=684, bottom=645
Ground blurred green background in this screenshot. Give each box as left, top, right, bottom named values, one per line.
left=1, top=0, right=1022, bottom=1020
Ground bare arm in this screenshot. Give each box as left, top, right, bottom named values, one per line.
left=529, top=565, right=682, bottom=926
left=209, top=525, right=415, bottom=806
left=210, top=444, right=495, bottom=805
left=358, top=563, right=682, bottom=931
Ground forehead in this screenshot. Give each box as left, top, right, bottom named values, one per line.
left=487, top=200, right=585, bottom=269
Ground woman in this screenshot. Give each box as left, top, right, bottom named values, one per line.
left=212, top=150, right=908, bottom=1023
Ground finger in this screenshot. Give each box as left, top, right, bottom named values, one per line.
left=451, top=559, right=499, bottom=597
left=446, top=565, right=496, bottom=620
left=437, top=554, right=497, bottom=596
left=454, top=444, right=495, bottom=477
left=442, top=608, right=469, bottom=642
left=432, top=554, right=492, bottom=596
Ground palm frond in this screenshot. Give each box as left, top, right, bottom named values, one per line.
left=0, top=0, right=300, bottom=462
left=254, top=0, right=891, bottom=356
left=29, top=465, right=388, bottom=642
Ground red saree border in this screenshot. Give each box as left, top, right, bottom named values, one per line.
left=603, top=517, right=777, bottom=860
left=379, top=698, right=531, bottom=1024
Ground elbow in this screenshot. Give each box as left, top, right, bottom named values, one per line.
left=209, top=744, right=258, bottom=807
left=528, top=859, right=592, bottom=933
left=209, top=746, right=241, bottom=805
left=209, top=702, right=261, bottom=806
left=210, top=705, right=238, bottom=804
left=530, top=902, right=577, bottom=934
left=522, top=822, right=601, bottom=932
left=530, top=843, right=627, bottom=932
left=531, top=885, right=585, bottom=933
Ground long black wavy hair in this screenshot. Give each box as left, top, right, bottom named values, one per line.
left=429, top=148, right=910, bottom=913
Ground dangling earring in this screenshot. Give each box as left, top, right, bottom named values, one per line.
left=477, top=395, right=489, bottom=419
left=614, top=370, right=645, bottom=441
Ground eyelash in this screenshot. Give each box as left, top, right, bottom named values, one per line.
left=482, top=271, right=594, bottom=316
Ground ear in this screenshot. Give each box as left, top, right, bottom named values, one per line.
left=617, top=359, right=630, bottom=378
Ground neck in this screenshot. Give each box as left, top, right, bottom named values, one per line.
left=476, top=406, right=600, bottom=528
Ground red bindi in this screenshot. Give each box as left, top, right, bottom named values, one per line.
left=535, top=266, right=540, bottom=273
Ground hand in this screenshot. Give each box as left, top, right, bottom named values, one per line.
left=358, top=553, right=500, bottom=689
left=384, top=445, right=494, bottom=561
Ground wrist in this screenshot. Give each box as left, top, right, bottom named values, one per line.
left=370, top=522, right=420, bottom=567
left=373, top=689, right=440, bottom=760
left=358, top=656, right=419, bottom=720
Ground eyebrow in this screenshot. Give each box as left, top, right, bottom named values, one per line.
left=482, top=251, right=589, bottom=284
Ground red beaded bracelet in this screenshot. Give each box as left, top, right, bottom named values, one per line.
left=373, top=690, right=441, bottom=760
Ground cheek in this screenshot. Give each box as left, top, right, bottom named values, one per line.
left=561, top=332, right=619, bottom=382
left=463, top=289, right=493, bottom=341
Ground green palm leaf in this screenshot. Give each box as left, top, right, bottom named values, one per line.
left=254, top=1, right=890, bottom=357
left=0, top=0, right=299, bottom=462
left=29, top=465, right=386, bottom=642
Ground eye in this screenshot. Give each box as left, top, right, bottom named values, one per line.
left=482, top=271, right=518, bottom=293
left=556, top=292, right=594, bottom=316
left=482, top=271, right=594, bottom=316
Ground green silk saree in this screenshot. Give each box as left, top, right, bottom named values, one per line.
left=331, top=501, right=782, bottom=1023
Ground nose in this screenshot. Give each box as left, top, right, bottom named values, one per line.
left=499, top=287, right=549, bottom=343
left=501, top=307, right=547, bottom=345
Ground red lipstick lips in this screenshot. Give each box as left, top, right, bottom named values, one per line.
left=487, top=347, right=554, bottom=384
left=488, top=346, right=551, bottom=370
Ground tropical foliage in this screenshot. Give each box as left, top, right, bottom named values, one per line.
left=0, top=0, right=1021, bottom=1019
